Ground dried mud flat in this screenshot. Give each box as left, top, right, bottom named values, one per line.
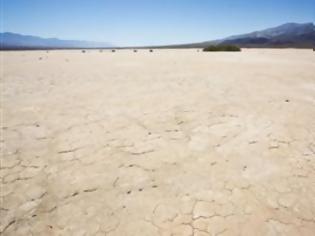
left=1, top=49, right=315, bottom=235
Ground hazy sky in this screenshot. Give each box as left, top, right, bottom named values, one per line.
left=2, top=0, right=315, bottom=46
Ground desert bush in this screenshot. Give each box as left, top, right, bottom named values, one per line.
left=82, top=50, right=86, bottom=53
left=150, top=49, right=153, bottom=52
left=203, top=45, right=241, bottom=52
left=112, top=49, right=116, bottom=52
left=134, top=49, right=137, bottom=52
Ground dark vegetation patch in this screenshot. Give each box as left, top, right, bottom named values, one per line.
left=203, top=45, right=241, bottom=52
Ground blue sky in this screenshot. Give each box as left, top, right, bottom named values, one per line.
left=2, top=0, right=315, bottom=46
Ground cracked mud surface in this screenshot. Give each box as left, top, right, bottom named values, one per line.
left=1, top=49, right=315, bottom=235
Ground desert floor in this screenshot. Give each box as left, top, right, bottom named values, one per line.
left=1, top=49, right=315, bottom=235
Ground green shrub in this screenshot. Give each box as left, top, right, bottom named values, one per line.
left=203, top=45, right=241, bottom=52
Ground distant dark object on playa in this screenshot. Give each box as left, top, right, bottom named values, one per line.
left=203, top=45, right=241, bottom=52
left=134, top=49, right=137, bottom=53
left=82, top=50, right=86, bottom=53
left=150, top=49, right=153, bottom=52
left=112, top=49, right=116, bottom=52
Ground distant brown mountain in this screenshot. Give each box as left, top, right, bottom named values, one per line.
left=1, top=22, right=315, bottom=50
left=158, top=22, right=315, bottom=49
left=0, top=32, right=113, bottom=50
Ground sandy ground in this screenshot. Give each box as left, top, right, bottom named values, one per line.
left=1, top=49, right=315, bottom=235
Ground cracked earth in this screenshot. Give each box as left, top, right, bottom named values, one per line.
left=1, top=49, right=315, bottom=235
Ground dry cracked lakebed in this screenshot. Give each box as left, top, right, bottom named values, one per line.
left=1, top=49, right=315, bottom=235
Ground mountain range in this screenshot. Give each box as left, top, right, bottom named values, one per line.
left=161, top=22, right=315, bottom=48
left=0, top=32, right=113, bottom=49
left=1, top=22, right=314, bottom=49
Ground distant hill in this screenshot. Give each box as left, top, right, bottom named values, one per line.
left=0, top=32, right=113, bottom=50
left=1, top=22, right=315, bottom=50
left=159, top=22, right=315, bottom=49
